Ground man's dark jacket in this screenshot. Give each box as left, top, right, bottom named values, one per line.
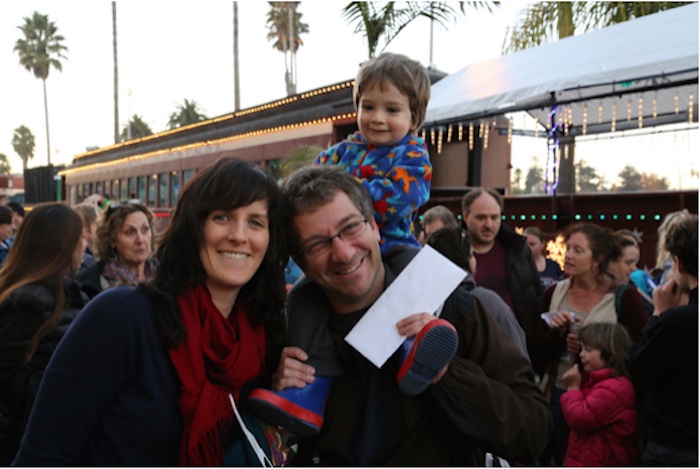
left=495, top=223, right=544, bottom=354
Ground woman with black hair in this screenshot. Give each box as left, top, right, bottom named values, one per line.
left=13, top=158, right=287, bottom=466
left=0, top=203, right=87, bottom=465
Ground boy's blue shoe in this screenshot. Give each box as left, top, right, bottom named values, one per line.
left=397, top=318, right=458, bottom=396
left=246, top=376, right=334, bottom=437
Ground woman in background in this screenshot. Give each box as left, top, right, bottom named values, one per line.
left=532, top=222, right=646, bottom=466
left=76, top=201, right=157, bottom=299
left=0, top=203, right=87, bottom=465
left=524, top=226, right=562, bottom=289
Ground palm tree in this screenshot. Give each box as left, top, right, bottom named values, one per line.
left=266, top=2, right=309, bottom=95
left=502, top=2, right=687, bottom=193
left=120, top=115, right=153, bottom=141
left=342, top=2, right=495, bottom=59
left=113, top=2, right=120, bottom=144
left=233, top=2, right=240, bottom=111
left=11, top=125, right=36, bottom=172
left=14, top=12, right=68, bottom=166
left=167, top=99, right=208, bottom=129
left=503, top=2, right=688, bottom=53
left=280, top=145, right=323, bottom=179
left=0, top=154, right=12, bottom=175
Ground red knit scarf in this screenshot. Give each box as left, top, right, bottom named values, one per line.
left=169, top=283, right=266, bottom=466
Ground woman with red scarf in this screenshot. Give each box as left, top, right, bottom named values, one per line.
left=12, top=158, right=287, bottom=466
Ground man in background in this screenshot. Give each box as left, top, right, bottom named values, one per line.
left=630, top=214, right=698, bottom=466
left=461, top=188, right=543, bottom=359
left=421, top=204, right=458, bottom=241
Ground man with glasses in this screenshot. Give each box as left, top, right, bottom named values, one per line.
left=247, top=166, right=550, bottom=466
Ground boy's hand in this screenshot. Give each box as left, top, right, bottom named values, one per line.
left=396, top=312, right=434, bottom=338
left=271, top=346, right=316, bottom=391
left=653, top=277, right=684, bottom=316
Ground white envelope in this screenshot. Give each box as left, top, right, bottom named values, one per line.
left=344, top=245, right=466, bottom=368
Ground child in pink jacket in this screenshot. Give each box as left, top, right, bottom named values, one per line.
left=561, top=322, right=640, bottom=466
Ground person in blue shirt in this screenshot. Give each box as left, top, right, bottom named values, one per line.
left=524, top=226, right=562, bottom=289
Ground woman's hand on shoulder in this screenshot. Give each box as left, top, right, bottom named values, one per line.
left=271, top=346, right=316, bottom=391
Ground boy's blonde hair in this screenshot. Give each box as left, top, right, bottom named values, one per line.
left=353, top=52, right=431, bottom=133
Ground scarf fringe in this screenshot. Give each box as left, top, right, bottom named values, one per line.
left=185, top=413, right=233, bottom=466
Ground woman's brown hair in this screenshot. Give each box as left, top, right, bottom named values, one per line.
left=0, top=202, right=83, bottom=362
left=94, top=201, right=154, bottom=262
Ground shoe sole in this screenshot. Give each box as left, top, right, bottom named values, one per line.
left=397, top=320, right=458, bottom=396
left=247, top=388, right=323, bottom=437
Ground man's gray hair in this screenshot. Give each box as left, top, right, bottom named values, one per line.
left=422, top=205, right=458, bottom=228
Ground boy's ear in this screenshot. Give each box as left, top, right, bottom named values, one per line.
left=674, top=255, right=686, bottom=274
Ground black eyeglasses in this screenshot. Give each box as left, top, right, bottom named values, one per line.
left=300, top=217, right=370, bottom=258
left=105, top=199, right=142, bottom=220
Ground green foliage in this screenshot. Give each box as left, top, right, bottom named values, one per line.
left=576, top=159, right=607, bottom=192
left=14, top=11, right=67, bottom=164
left=511, top=167, right=524, bottom=194
left=343, top=2, right=496, bottom=59
left=524, top=163, right=544, bottom=193
left=266, top=2, right=309, bottom=95
left=503, top=2, right=687, bottom=53
left=14, top=11, right=68, bottom=80
left=615, top=164, right=670, bottom=191
left=280, top=145, right=323, bottom=179
left=640, top=173, right=670, bottom=191
left=11, top=125, right=35, bottom=171
left=0, top=154, right=12, bottom=175
left=266, top=2, right=309, bottom=54
left=167, top=99, right=208, bottom=129
left=120, top=114, right=153, bottom=141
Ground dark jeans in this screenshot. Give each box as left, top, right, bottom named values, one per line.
left=550, top=387, right=569, bottom=466
left=643, top=440, right=698, bottom=467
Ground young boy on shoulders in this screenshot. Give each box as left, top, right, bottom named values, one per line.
left=315, top=52, right=432, bottom=252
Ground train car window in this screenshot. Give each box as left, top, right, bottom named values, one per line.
left=171, top=171, right=180, bottom=206
left=138, top=177, right=146, bottom=203
left=148, top=175, right=157, bottom=207
left=158, top=173, right=168, bottom=207
left=184, top=169, right=194, bottom=184
left=129, top=178, right=137, bottom=200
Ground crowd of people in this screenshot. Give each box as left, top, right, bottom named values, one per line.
left=0, top=51, right=696, bottom=468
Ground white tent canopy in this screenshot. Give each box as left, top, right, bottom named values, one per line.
left=425, top=3, right=699, bottom=135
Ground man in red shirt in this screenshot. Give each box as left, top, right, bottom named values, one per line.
left=461, top=189, right=543, bottom=360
